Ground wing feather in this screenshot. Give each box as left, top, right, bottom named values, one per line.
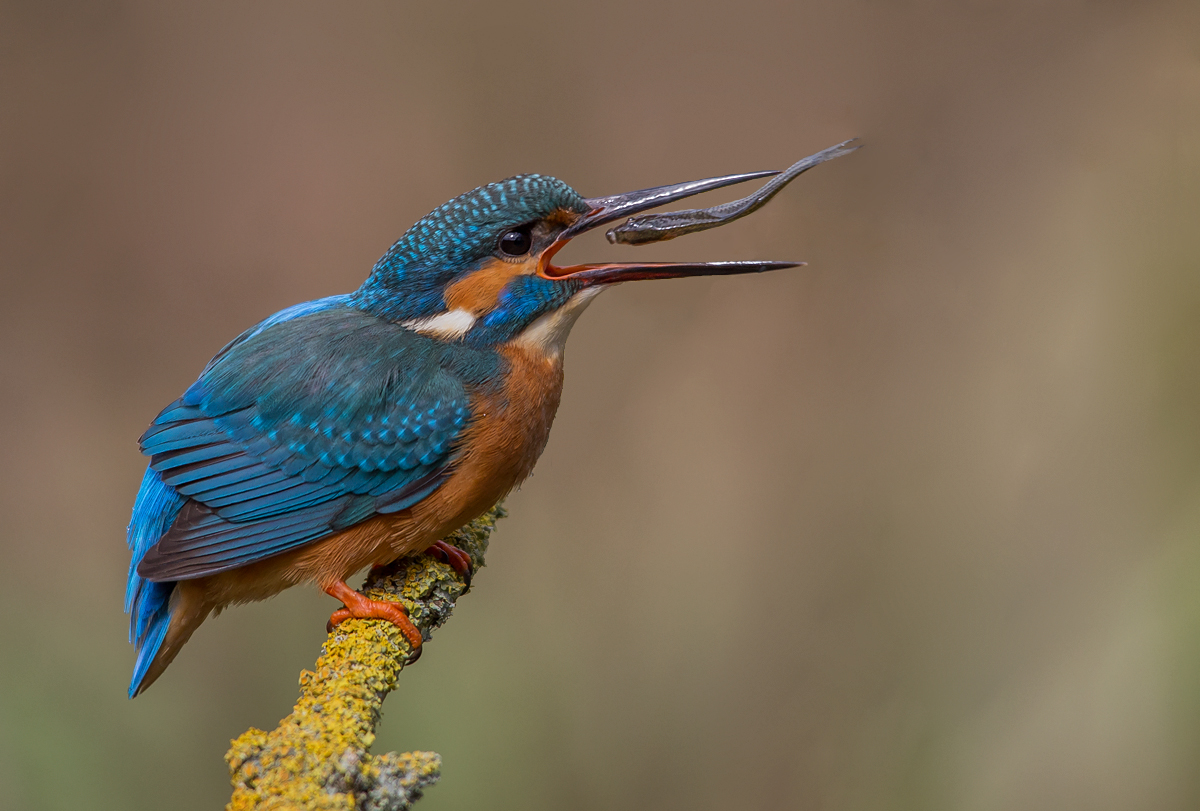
left=135, top=304, right=502, bottom=582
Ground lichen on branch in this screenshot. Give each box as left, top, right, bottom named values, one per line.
left=225, top=505, right=505, bottom=811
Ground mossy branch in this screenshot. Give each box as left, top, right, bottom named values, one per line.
left=225, top=505, right=506, bottom=811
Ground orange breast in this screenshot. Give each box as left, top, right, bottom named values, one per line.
left=397, top=341, right=566, bottom=551
left=193, top=342, right=566, bottom=608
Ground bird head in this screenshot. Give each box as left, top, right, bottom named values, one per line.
left=351, top=169, right=799, bottom=353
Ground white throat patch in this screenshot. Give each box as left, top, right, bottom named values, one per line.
left=511, top=286, right=605, bottom=358
left=401, top=308, right=477, bottom=339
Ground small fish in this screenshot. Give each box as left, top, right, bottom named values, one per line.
left=606, top=139, right=861, bottom=245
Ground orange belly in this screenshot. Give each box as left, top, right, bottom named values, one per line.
left=186, top=342, right=564, bottom=610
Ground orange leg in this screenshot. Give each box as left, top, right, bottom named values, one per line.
left=426, top=540, right=472, bottom=583
left=324, top=580, right=423, bottom=657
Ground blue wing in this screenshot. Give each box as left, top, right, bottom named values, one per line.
left=133, top=300, right=502, bottom=582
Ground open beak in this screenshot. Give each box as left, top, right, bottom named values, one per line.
left=539, top=168, right=800, bottom=284
left=539, top=140, right=859, bottom=285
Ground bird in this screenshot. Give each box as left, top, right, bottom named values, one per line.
left=124, top=142, right=857, bottom=697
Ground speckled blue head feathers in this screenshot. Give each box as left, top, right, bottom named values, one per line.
left=353, top=174, right=589, bottom=322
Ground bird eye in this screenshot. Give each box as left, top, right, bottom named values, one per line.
left=498, top=225, right=534, bottom=257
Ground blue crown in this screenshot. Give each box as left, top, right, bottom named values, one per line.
left=353, top=174, right=589, bottom=321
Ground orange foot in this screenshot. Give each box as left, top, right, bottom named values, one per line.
left=324, top=580, right=423, bottom=661
left=426, top=540, right=473, bottom=585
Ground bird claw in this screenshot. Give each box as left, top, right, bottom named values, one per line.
left=324, top=580, right=424, bottom=659
left=326, top=607, right=353, bottom=633
left=426, top=540, right=473, bottom=587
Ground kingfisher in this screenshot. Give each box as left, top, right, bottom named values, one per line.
left=125, top=141, right=858, bottom=697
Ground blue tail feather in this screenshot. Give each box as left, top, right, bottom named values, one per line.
left=128, top=599, right=173, bottom=698
left=126, top=466, right=186, bottom=697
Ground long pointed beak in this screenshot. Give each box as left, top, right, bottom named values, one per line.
left=540, top=140, right=857, bottom=285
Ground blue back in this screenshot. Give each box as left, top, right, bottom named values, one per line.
left=125, top=298, right=503, bottom=694
left=135, top=300, right=502, bottom=580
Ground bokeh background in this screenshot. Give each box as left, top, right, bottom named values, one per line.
left=2, top=1, right=1199, bottom=809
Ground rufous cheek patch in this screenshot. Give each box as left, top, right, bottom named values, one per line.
left=443, top=258, right=537, bottom=315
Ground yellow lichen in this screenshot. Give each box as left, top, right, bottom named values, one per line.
left=226, top=505, right=505, bottom=811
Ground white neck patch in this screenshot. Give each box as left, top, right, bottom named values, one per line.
left=401, top=308, right=477, bottom=339
left=511, top=286, right=605, bottom=358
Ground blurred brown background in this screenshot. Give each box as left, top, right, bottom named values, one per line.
left=2, top=1, right=1199, bottom=809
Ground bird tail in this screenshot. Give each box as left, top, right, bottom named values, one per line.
left=128, top=583, right=210, bottom=697
left=126, top=466, right=193, bottom=697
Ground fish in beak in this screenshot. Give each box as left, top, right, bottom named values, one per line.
left=540, top=139, right=860, bottom=285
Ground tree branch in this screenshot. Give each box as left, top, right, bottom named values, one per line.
left=225, top=504, right=505, bottom=811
